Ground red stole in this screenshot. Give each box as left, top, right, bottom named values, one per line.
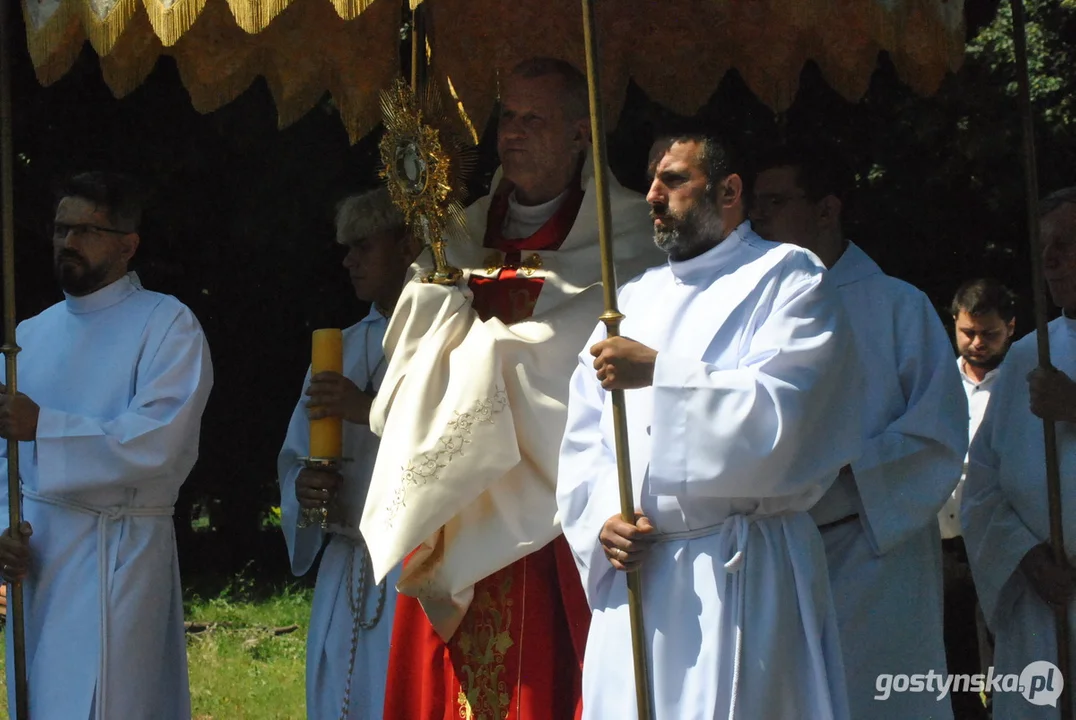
left=468, top=177, right=586, bottom=324
left=382, top=178, right=593, bottom=720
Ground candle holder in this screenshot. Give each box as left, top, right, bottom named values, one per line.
left=297, top=455, right=352, bottom=529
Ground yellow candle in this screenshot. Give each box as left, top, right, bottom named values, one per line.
left=309, top=328, right=343, bottom=458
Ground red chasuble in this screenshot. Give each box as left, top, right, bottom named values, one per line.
left=382, top=178, right=592, bottom=720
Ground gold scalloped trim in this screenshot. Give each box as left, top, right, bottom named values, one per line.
left=329, top=0, right=374, bottom=21
left=24, top=0, right=377, bottom=60
left=26, top=0, right=390, bottom=143
left=81, top=0, right=139, bottom=55
left=21, top=0, right=84, bottom=87
left=97, top=11, right=162, bottom=99
left=137, top=0, right=201, bottom=49
left=334, top=77, right=404, bottom=145
left=21, top=0, right=966, bottom=147
left=221, top=0, right=291, bottom=34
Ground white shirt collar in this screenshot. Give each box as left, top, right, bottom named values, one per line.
left=503, top=188, right=569, bottom=240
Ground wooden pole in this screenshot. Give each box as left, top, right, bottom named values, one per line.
left=1008, top=2, right=1071, bottom=717
left=579, top=1, right=653, bottom=717
left=0, top=0, right=31, bottom=716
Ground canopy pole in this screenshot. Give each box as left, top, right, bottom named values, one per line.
left=580, top=1, right=653, bottom=718
left=0, top=1, right=31, bottom=717
left=410, top=1, right=426, bottom=93
left=1009, top=2, right=1071, bottom=716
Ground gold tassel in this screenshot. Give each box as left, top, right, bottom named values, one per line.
left=143, top=0, right=209, bottom=48
left=224, top=0, right=293, bottom=35
left=81, top=0, right=138, bottom=55
left=329, top=0, right=374, bottom=22
left=21, top=0, right=82, bottom=80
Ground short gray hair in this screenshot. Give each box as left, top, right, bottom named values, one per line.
left=1040, top=186, right=1076, bottom=218
left=509, top=57, right=589, bottom=122
left=334, top=187, right=406, bottom=246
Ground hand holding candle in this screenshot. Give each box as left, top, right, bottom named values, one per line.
left=295, top=468, right=343, bottom=510
left=308, top=329, right=343, bottom=459
left=305, top=372, right=373, bottom=425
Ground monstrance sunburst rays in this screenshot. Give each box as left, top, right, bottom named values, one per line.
left=379, top=78, right=477, bottom=284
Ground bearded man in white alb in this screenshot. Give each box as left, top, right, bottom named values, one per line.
left=962, top=186, right=1076, bottom=719
left=278, top=187, right=419, bottom=719
left=751, top=144, right=968, bottom=719
left=557, top=134, right=862, bottom=719
left=0, top=171, right=213, bottom=720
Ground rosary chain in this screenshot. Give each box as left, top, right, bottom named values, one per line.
left=337, top=323, right=388, bottom=719
left=337, top=541, right=387, bottom=720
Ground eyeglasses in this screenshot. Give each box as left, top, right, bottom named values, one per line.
left=52, top=222, right=131, bottom=240
left=753, top=193, right=808, bottom=211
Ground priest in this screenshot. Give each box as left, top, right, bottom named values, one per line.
left=557, top=134, right=862, bottom=718
left=361, top=57, right=662, bottom=718
left=962, top=186, right=1076, bottom=720
left=277, top=188, right=419, bottom=719
left=0, top=172, right=214, bottom=720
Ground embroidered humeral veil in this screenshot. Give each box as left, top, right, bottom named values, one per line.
left=359, top=150, right=660, bottom=640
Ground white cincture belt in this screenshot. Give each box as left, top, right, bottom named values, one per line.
left=653, top=513, right=787, bottom=719
left=23, top=489, right=174, bottom=720
left=652, top=513, right=786, bottom=571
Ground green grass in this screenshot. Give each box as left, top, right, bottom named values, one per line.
left=0, top=585, right=313, bottom=719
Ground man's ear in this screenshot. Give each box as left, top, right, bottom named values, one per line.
left=572, top=118, right=592, bottom=149
left=718, top=174, right=743, bottom=209
left=119, top=232, right=140, bottom=265
left=1006, top=317, right=1016, bottom=339
left=818, top=195, right=843, bottom=228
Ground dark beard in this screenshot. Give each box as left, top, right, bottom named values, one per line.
left=55, top=254, right=110, bottom=296
left=652, top=199, right=724, bottom=261
left=962, top=349, right=1007, bottom=372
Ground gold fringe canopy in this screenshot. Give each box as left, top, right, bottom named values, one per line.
left=415, top=0, right=966, bottom=129
left=23, top=0, right=397, bottom=144
left=22, top=0, right=966, bottom=144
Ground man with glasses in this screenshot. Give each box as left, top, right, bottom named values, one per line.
left=0, top=171, right=213, bottom=719
left=752, top=144, right=968, bottom=720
